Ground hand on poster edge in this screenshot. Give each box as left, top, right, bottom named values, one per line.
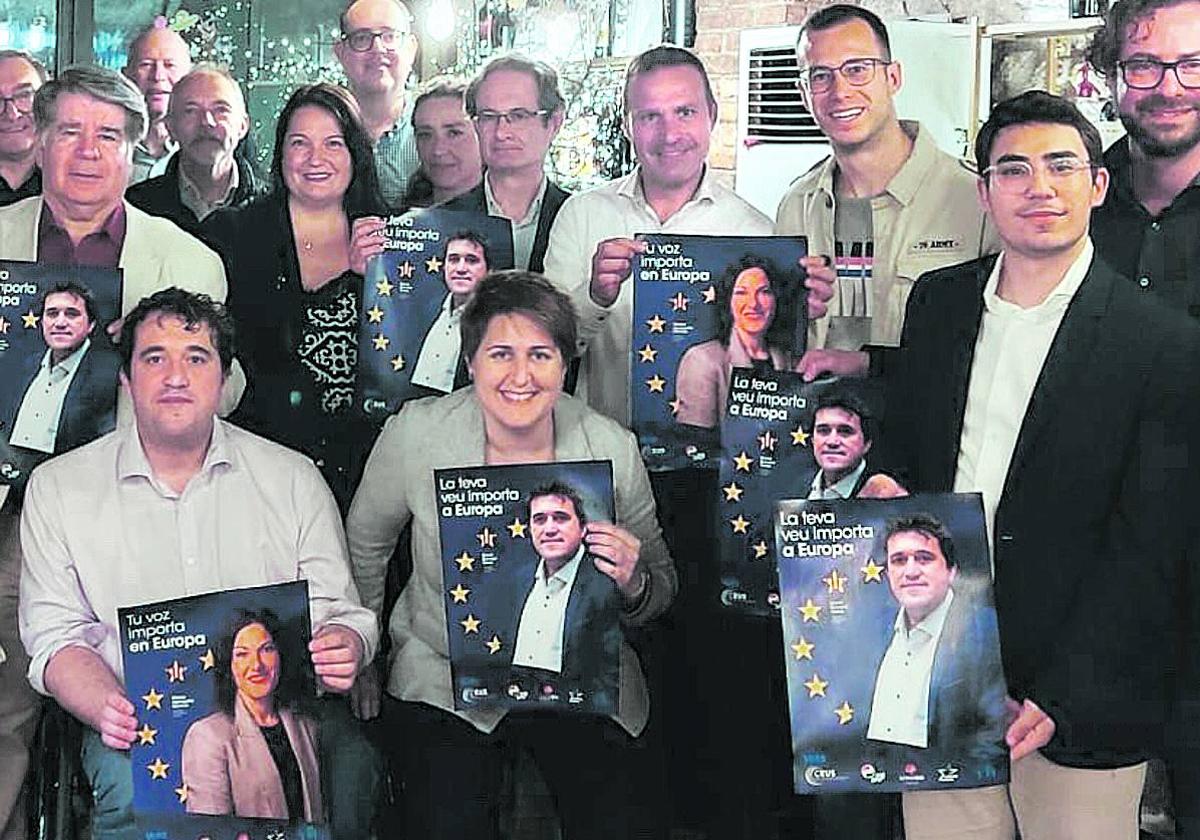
left=98, top=691, right=138, bottom=750
left=799, top=255, right=835, bottom=320
left=589, top=238, right=646, bottom=308
left=310, top=625, right=364, bottom=693
left=586, top=521, right=643, bottom=597
left=1005, top=696, right=1055, bottom=761
left=350, top=216, right=388, bottom=276
left=796, top=348, right=870, bottom=382
left=857, top=473, right=908, bottom=499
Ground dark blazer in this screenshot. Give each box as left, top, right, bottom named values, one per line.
left=9, top=339, right=121, bottom=455
left=440, top=178, right=570, bottom=273
left=881, top=253, right=1200, bottom=822
left=126, top=152, right=265, bottom=235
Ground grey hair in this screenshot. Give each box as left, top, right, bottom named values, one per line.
left=0, top=50, right=49, bottom=84
left=167, top=62, right=247, bottom=116
left=33, top=65, right=148, bottom=145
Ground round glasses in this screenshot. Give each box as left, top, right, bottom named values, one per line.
left=800, top=58, right=891, bottom=94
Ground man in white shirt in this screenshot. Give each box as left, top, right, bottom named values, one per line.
left=410, top=230, right=491, bottom=393
left=807, top=389, right=876, bottom=500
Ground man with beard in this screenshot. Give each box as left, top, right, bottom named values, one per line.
left=1089, top=0, right=1200, bottom=311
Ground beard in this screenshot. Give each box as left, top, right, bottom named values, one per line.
left=1119, top=96, right=1200, bottom=158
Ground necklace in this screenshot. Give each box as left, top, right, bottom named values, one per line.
left=303, top=239, right=313, bottom=251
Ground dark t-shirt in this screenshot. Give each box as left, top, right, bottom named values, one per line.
left=260, top=720, right=304, bottom=819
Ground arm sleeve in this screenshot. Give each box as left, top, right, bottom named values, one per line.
left=612, top=429, right=676, bottom=626
left=181, top=718, right=234, bottom=816
left=542, top=197, right=611, bottom=355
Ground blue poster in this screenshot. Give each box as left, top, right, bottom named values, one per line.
left=0, top=261, right=123, bottom=492
left=118, top=581, right=329, bottom=839
left=630, top=233, right=807, bottom=471
left=357, top=209, right=514, bottom=420
left=776, top=493, right=1009, bottom=795
left=435, top=461, right=619, bottom=715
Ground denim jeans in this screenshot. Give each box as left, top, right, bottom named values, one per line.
left=79, top=729, right=137, bottom=840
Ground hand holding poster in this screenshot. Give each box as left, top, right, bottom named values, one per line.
left=119, top=581, right=328, bottom=839
left=357, top=209, right=514, bottom=419
left=630, top=234, right=808, bottom=472
left=435, top=461, right=620, bottom=714
left=776, top=494, right=1009, bottom=794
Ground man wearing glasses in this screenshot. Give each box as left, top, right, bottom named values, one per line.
left=1090, top=0, right=1200, bottom=314
left=0, top=50, right=47, bottom=207
left=334, top=0, right=420, bottom=207
left=778, top=5, right=996, bottom=383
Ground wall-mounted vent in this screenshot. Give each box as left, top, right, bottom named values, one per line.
left=745, top=46, right=823, bottom=144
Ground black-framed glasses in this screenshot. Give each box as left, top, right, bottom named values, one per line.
left=0, top=88, right=35, bottom=113
left=982, top=158, right=1096, bottom=193
left=472, top=108, right=551, bottom=129
left=342, top=27, right=409, bottom=52
left=1117, top=58, right=1200, bottom=89
left=800, top=58, right=891, bottom=94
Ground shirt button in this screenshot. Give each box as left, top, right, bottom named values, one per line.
left=185, top=557, right=195, bottom=566
left=1138, top=276, right=1151, bottom=288
left=1151, top=221, right=1161, bottom=231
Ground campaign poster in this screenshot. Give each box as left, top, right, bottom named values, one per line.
left=0, top=261, right=123, bottom=493
left=776, top=493, right=1009, bottom=795
left=118, top=581, right=329, bottom=839
left=357, top=208, right=514, bottom=421
left=717, top=373, right=883, bottom=617
left=630, top=233, right=807, bottom=472
left=435, top=460, right=619, bottom=715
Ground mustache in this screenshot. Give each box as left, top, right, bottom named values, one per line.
left=1136, top=95, right=1199, bottom=113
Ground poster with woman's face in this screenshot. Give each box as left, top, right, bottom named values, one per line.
left=629, top=234, right=808, bottom=472
left=118, top=581, right=328, bottom=839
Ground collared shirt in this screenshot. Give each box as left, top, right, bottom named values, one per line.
left=1092, top=137, right=1200, bottom=318
left=953, top=240, right=1094, bottom=546
left=542, top=165, right=773, bottom=425
left=178, top=159, right=241, bottom=223
left=374, top=104, right=419, bottom=209
left=867, top=588, right=956, bottom=748
left=511, top=546, right=585, bottom=674
left=485, top=173, right=548, bottom=271
left=18, top=418, right=378, bottom=694
left=0, top=166, right=40, bottom=208
left=36, top=202, right=126, bottom=268
left=9, top=339, right=91, bottom=454
left=776, top=121, right=998, bottom=350
left=807, top=458, right=866, bottom=500
left=130, top=139, right=176, bottom=185
left=409, top=293, right=463, bottom=393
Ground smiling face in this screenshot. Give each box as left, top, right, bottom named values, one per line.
left=444, top=238, right=488, bottom=303
left=414, top=93, right=481, bottom=197
left=231, top=622, right=280, bottom=704
left=812, top=406, right=871, bottom=483
left=530, top=493, right=585, bottom=570
left=729, top=266, right=776, bottom=342
left=0, top=55, right=42, bottom=164
left=625, top=64, right=714, bottom=197
left=472, top=68, right=562, bottom=176
left=885, top=530, right=956, bottom=627
left=168, top=71, right=249, bottom=171
left=281, top=104, right=352, bottom=207
left=41, top=291, right=93, bottom=360
left=334, top=0, right=417, bottom=99
left=124, top=28, right=192, bottom=121
left=468, top=312, right=565, bottom=440
left=36, top=92, right=132, bottom=218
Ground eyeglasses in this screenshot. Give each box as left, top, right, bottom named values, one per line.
left=0, top=88, right=35, bottom=113
left=472, top=108, right=550, bottom=129
left=982, top=158, right=1096, bottom=193
left=342, top=27, right=409, bottom=52
left=800, top=58, right=891, bottom=94
left=1117, top=58, right=1200, bottom=90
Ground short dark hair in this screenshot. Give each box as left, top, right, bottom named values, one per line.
left=38, top=281, right=99, bottom=329
left=974, top=90, right=1104, bottom=177
left=460, top=271, right=577, bottom=366
left=210, top=608, right=306, bottom=716
left=465, top=54, right=565, bottom=121
left=1088, top=0, right=1192, bottom=76
left=526, top=481, right=589, bottom=529
left=797, top=5, right=892, bottom=61
left=814, top=386, right=874, bottom=445
left=271, top=83, right=385, bottom=217
left=119, top=287, right=236, bottom=376
left=713, top=254, right=805, bottom=353
left=882, top=513, right=957, bottom=570
left=623, top=45, right=717, bottom=119
left=411, top=76, right=469, bottom=128
left=442, top=229, right=493, bottom=270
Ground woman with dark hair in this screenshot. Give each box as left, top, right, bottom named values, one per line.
left=202, top=83, right=387, bottom=510
left=181, top=609, right=322, bottom=821
left=346, top=271, right=676, bottom=840
left=674, top=254, right=806, bottom=428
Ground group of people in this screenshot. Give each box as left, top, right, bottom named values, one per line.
left=0, top=0, right=1198, bottom=838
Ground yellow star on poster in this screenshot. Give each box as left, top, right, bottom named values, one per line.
left=0, top=316, right=9, bottom=334
left=372, top=333, right=390, bottom=351
left=753, top=540, right=769, bottom=559
left=757, top=430, right=777, bottom=452
left=723, top=482, right=744, bottom=502
left=799, top=598, right=822, bottom=623
left=508, top=518, right=527, bottom=538
left=455, top=551, right=476, bottom=572
left=646, top=314, right=666, bottom=333
left=375, top=277, right=394, bottom=296
left=136, top=723, right=158, bottom=745
left=460, top=614, right=480, bottom=634
left=477, top=527, right=496, bottom=548
left=147, top=757, right=170, bottom=780
left=791, top=425, right=810, bottom=446
left=397, top=261, right=415, bottom=279
left=823, top=569, right=847, bottom=594
left=391, top=354, right=405, bottom=372
left=791, top=637, right=815, bottom=660
left=174, top=782, right=188, bottom=803
left=861, top=559, right=884, bottom=583
left=486, top=635, right=502, bottom=654
left=21, top=311, right=38, bottom=328
left=142, top=687, right=163, bottom=710
left=803, top=673, right=829, bottom=698
left=670, top=291, right=689, bottom=312
left=646, top=374, right=666, bottom=393
left=165, top=660, right=187, bottom=683
left=198, top=649, right=214, bottom=671
left=733, top=451, right=753, bottom=473
left=834, top=701, right=855, bottom=725
left=449, top=583, right=470, bottom=604
left=701, top=285, right=717, bottom=304
left=366, top=305, right=385, bottom=323
left=669, top=397, right=682, bottom=416
left=638, top=344, right=658, bottom=363
left=426, top=255, right=443, bottom=273
left=730, top=514, right=750, bottom=534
